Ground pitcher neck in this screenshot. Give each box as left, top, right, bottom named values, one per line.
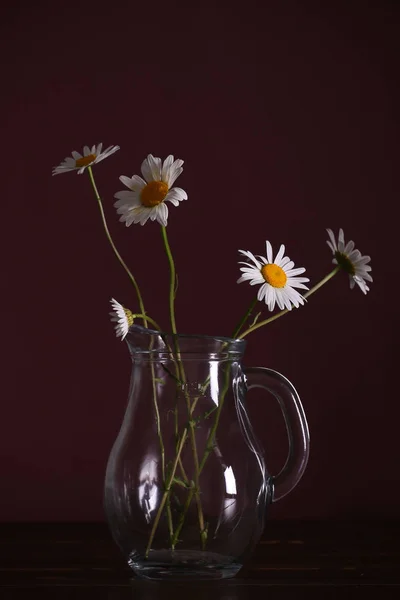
left=125, top=325, right=246, bottom=361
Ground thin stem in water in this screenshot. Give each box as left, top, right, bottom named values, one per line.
left=160, top=224, right=207, bottom=547
left=145, top=430, right=188, bottom=556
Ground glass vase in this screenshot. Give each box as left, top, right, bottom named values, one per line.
left=104, top=325, right=309, bottom=580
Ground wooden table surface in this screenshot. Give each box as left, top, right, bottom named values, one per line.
left=0, top=521, right=399, bottom=598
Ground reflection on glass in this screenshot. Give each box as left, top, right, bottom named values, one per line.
left=137, top=455, right=159, bottom=524
left=209, top=360, right=220, bottom=405
left=224, top=466, right=237, bottom=495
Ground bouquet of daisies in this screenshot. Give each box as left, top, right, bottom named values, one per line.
left=53, top=144, right=372, bottom=552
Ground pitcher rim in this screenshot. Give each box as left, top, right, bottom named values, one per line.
left=125, top=324, right=247, bottom=356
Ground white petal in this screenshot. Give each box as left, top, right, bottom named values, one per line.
left=274, top=244, right=285, bottom=265
left=286, top=286, right=305, bottom=306
left=161, top=155, right=174, bottom=182
left=281, top=290, right=293, bottom=310
left=286, top=280, right=309, bottom=290
left=282, top=260, right=294, bottom=272
left=275, top=290, right=285, bottom=311
left=266, top=241, right=273, bottom=264
left=344, top=240, right=355, bottom=254
left=257, top=283, right=267, bottom=302
left=265, top=286, right=276, bottom=311
left=238, top=272, right=261, bottom=281
left=353, top=255, right=371, bottom=266
left=95, top=145, right=120, bottom=163
left=338, top=229, right=345, bottom=251
left=165, top=187, right=187, bottom=206
left=238, top=250, right=262, bottom=268
left=147, top=154, right=162, bottom=180
left=353, top=276, right=368, bottom=294
left=348, top=249, right=361, bottom=262
left=52, top=164, right=76, bottom=175
left=285, top=267, right=307, bottom=277
left=141, top=157, right=153, bottom=183
left=166, top=158, right=184, bottom=187
left=326, top=229, right=337, bottom=251
left=238, top=273, right=261, bottom=284
left=62, top=157, right=78, bottom=167
left=139, top=211, right=152, bottom=226
left=239, top=265, right=261, bottom=274
left=114, top=192, right=141, bottom=207
left=125, top=214, right=136, bottom=227
left=114, top=190, right=135, bottom=201
left=326, top=241, right=335, bottom=253
left=280, top=256, right=291, bottom=268
left=156, top=202, right=169, bottom=226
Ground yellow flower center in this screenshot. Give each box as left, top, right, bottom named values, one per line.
left=261, top=264, right=287, bottom=288
left=124, top=308, right=134, bottom=327
left=140, top=181, right=169, bottom=207
left=75, top=154, right=97, bottom=168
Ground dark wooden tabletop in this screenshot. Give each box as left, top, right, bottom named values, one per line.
left=1, top=521, right=399, bottom=599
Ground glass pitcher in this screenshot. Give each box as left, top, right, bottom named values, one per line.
left=104, top=325, right=309, bottom=580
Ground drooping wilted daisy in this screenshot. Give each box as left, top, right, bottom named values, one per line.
left=114, top=154, right=188, bottom=227
left=109, top=298, right=134, bottom=340
left=52, top=143, right=120, bottom=175
left=326, top=229, right=372, bottom=294
left=237, top=241, right=309, bottom=311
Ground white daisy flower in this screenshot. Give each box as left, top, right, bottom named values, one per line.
left=114, top=154, right=188, bottom=227
left=109, top=298, right=134, bottom=340
left=237, top=241, right=310, bottom=311
left=52, top=143, right=120, bottom=175
left=326, top=228, right=372, bottom=294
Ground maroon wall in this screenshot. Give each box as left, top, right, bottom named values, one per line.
left=1, top=0, right=398, bottom=521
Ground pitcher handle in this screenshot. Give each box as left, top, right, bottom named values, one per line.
left=244, top=367, right=310, bottom=502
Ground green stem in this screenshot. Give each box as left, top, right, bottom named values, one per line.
left=175, top=398, right=189, bottom=485
left=237, top=267, right=340, bottom=340
left=87, top=166, right=146, bottom=316
left=175, top=365, right=231, bottom=538
left=303, top=266, right=341, bottom=299
left=198, top=368, right=231, bottom=474
left=168, top=267, right=340, bottom=538
left=172, top=361, right=206, bottom=547
left=161, top=226, right=177, bottom=334
left=86, top=169, right=174, bottom=543
left=131, top=314, right=162, bottom=331
left=155, top=296, right=260, bottom=542
left=195, top=267, right=342, bottom=489
left=145, top=429, right=188, bottom=556
left=232, top=297, right=258, bottom=339
left=160, top=224, right=206, bottom=547
left=171, top=483, right=195, bottom=547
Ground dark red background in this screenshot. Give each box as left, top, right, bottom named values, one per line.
left=1, top=1, right=398, bottom=521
